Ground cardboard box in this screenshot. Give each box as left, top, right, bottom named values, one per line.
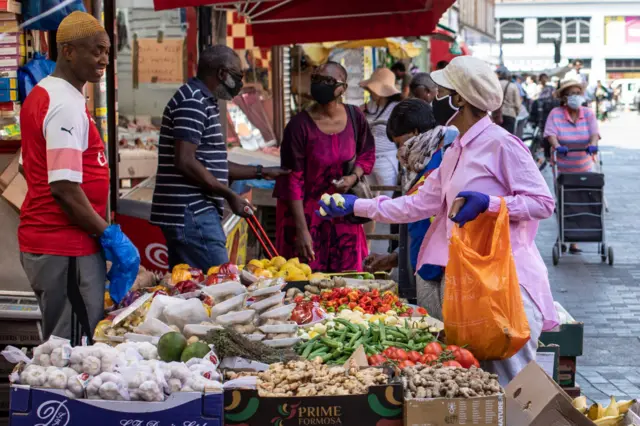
left=540, top=323, right=584, bottom=357
left=223, top=384, right=403, bottom=426
left=505, top=361, right=594, bottom=426
left=0, top=148, right=18, bottom=191
left=2, top=171, right=26, bottom=210
left=536, top=346, right=560, bottom=382
left=404, top=394, right=505, bottom=426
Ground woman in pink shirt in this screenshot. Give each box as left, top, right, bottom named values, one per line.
left=320, top=56, right=559, bottom=385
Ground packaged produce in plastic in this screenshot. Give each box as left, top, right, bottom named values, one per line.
left=201, top=281, right=247, bottom=302
left=249, top=283, right=285, bottom=299
left=259, top=303, right=296, bottom=321
left=248, top=292, right=284, bottom=312
left=209, top=293, right=247, bottom=318
left=258, top=322, right=298, bottom=334
left=261, top=337, right=301, bottom=348
left=145, top=294, right=184, bottom=323
left=163, top=298, right=209, bottom=331
left=215, top=309, right=255, bottom=326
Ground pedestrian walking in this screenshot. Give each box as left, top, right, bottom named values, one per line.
left=319, top=56, right=558, bottom=385
left=273, top=61, right=375, bottom=272
left=544, top=79, right=600, bottom=254
left=19, top=12, right=140, bottom=344
left=496, top=67, right=522, bottom=135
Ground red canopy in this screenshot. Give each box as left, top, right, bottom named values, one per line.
left=153, top=0, right=281, bottom=11
left=153, top=0, right=455, bottom=46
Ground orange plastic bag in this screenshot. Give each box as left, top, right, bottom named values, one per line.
left=443, top=199, right=530, bottom=360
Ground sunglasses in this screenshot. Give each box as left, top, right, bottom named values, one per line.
left=311, top=74, right=346, bottom=86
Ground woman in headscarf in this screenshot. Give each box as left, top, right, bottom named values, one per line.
left=274, top=62, right=375, bottom=272
left=544, top=79, right=599, bottom=254
left=320, top=56, right=558, bottom=384
left=360, top=68, right=403, bottom=198
left=363, top=99, right=458, bottom=319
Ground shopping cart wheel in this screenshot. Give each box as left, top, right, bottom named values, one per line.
left=601, top=244, right=607, bottom=262
left=552, top=244, right=560, bottom=266
left=608, top=246, right=614, bottom=266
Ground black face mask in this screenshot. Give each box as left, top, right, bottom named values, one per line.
left=223, top=72, right=244, bottom=99
left=432, top=94, right=460, bottom=126
left=311, top=82, right=339, bottom=105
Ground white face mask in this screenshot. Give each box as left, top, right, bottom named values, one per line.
left=567, top=94, right=585, bottom=110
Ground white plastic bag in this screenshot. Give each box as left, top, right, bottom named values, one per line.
left=163, top=298, right=209, bottom=331
left=1, top=346, right=31, bottom=364
left=146, top=295, right=185, bottom=323
left=135, top=317, right=173, bottom=337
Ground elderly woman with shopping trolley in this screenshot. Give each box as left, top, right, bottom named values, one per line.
left=545, top=79, right=601, bottom=256
left=317, top=56, right=559, bottom=385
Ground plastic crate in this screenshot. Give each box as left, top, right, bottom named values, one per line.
left=9, top=386, right=224, bottom=426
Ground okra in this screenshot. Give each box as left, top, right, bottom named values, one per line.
left=321, top=337, right=343, bottom=349
left=348, top=331, right=362, bottom=347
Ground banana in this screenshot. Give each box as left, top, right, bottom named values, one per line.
left=331, top=193, right=345, bottom=207
left=321, top=193, right=332, bottom=205
left=593, top=414, right=624, bottom=426
left=616, top=398, right=637, bottom=415
left=604, top=396, right=620, bottom=418
left=319, top=207, right=327, bottom=216
left=588, top=403, right=605, bottom=421
left=573, top=396, right=588, bottom=411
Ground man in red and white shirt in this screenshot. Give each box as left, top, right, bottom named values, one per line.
left=19, top=12, right=139, bottom=344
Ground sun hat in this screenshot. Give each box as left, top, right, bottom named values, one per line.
left=555, top=79, right=584, bottom=98
left=359, top=68, right=401, bottom=98
left=430, top=56, right=503, bottom=112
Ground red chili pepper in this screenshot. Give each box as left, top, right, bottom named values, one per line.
left=348, top=302, right=357, bottom=309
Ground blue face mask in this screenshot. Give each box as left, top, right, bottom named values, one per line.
left=567, top=94, right=585, bottom=110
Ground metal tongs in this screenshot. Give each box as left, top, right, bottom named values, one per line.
left=243, top=204, right=279, bottom=260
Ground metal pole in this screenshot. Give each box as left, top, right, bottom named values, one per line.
left=104, top=0, right=118, bottom=216
left=271, top=46, right=284, bottom=143
left=91, top=0, right=107, bottom=142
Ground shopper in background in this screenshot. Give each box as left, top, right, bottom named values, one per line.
left=537, top=73, right=554, bottom=100
left=525, top=75, right=540, bottom=102
left=409, top=72, right=438, bottom=105
left=544, top=79, right=599, bottom=254
left=319, top=56, right=558, bottom=384
left=391, top=62, right=411, bottom=98
left=435, top=60, right=449, bottom=70
left=497, top=66, right=522, bottom=134
left=564, top=59, right=588, bottom=89
left=19, top=12, right=140, bottom=344
left=274, top=62, right=375, bottom=272
left=363, top=99, right=459, bottom=319
left=151, top=45, right=288, bottom=271
left=360, top=68, right=403, bottom=198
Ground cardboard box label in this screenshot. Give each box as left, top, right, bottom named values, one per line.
left=405, top=395, right=505, bottom=426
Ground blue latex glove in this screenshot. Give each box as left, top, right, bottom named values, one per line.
left=100, top=225, right=140, bottom=304
left=587, top=145, right=598, bottom=154
left=555, top=146, right=569, bottom=155
left=450, top=191, right=490, bottom=227
left=316, top=194, right=358, bottom=219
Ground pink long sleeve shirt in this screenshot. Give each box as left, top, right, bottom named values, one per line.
left=354, top=116, right=559, bottom=331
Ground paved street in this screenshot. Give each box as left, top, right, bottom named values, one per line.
left=537, top=110, right=640, bottom=404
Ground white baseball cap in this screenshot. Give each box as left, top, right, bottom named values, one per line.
left=430, top=56, right=503, bottom=112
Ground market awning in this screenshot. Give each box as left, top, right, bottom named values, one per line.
left=154, top=0, right=455, bottom=46
left=247, top=0, right=456, bottom=46
left=302, top=38, right=422, bottom=65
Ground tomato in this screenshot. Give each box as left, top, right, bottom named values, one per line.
left=446, top=345, right=461, bottom=353
left=398, top=360, right=416, bottom=369
left=407, top=351, right=422, bottom=363
left=424, top=342, right=444, bottom=356
left=368, top=354, right=386, bottom=366
left=394, top=349, right=408, bottom=361
left=420, top=354, right=438, bottom=365
left=383, top=347, right=397, bottom=358
left=443, top=360, right=462, bottom=368
left=455, top=348, right=479, bottom=369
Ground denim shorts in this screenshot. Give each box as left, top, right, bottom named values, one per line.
left=161, top=206, right=228, bottom=271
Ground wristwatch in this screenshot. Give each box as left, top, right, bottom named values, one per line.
left=256, top=164, right=264, bottom=179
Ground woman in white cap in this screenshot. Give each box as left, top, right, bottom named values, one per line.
left=319, top=56, right=559, bottom=384
left=360, top=68, right=403, bottom=199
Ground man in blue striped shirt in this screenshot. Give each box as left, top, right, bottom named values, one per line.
left=151, top=45, right=287, bottom=271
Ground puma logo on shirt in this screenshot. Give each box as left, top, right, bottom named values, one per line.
left=61, top=126, right=74, bottom=135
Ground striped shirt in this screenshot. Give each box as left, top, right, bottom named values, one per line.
left=150, top=78, right=228, bottom=227
left=544, top=106, right=598, bottom=173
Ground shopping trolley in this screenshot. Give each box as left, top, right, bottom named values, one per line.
left=551, top=149, right=612, bottom=265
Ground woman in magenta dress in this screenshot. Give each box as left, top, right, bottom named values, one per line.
left=274, top=62, right=375, bottom=272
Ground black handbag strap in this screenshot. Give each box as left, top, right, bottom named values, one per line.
left=345, top=104, right=359, bottom=174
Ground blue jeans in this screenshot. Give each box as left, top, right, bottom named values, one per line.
left=161, top=207, right=228, bottom=271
